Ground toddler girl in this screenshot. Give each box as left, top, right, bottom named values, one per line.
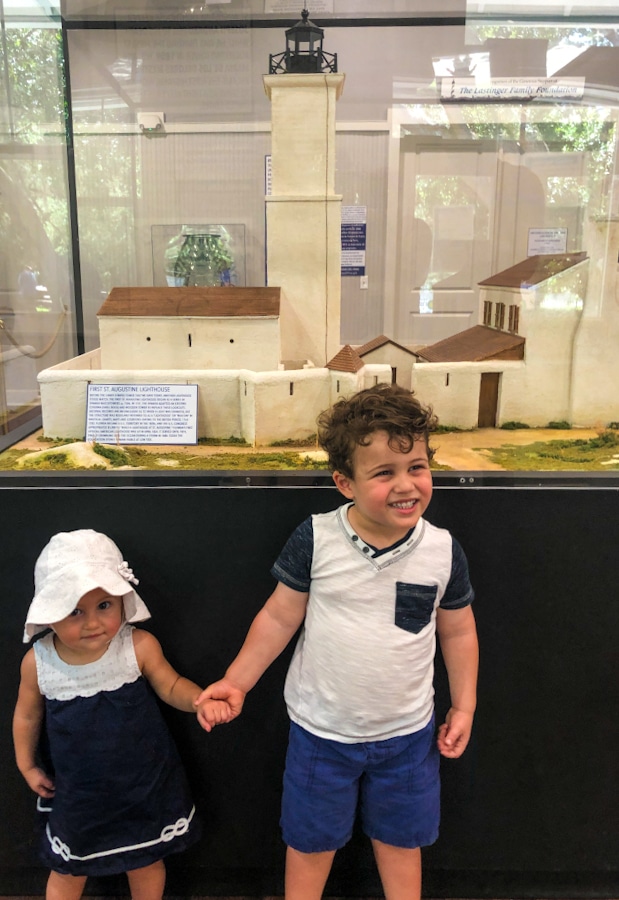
left=13, top=529, right=225, bottom=900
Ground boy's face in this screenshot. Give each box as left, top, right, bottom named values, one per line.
left=51, top=587, right=123, bottom=663
left=333, top=430, right=433, bottom=547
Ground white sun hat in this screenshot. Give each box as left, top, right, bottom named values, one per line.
left=23, top=529, right=151, bottom=642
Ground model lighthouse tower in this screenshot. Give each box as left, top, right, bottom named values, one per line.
left=264, top=10, right=345, bottom=367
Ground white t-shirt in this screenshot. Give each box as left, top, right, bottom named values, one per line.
left=272, top=504, right=473, bottom=743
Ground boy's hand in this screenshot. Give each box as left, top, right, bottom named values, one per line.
left=22, top=766, right=55, bottom=798
left=194, top=678, right=247, bottom=728
left=437, top=707, right=474, bottom=758
left=195, top=698, right=234, bottom=733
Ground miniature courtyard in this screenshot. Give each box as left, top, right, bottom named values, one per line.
left=2, top=424, right=618, bottom=472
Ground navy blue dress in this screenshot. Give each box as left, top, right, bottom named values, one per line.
left=34, top=625, right=200, bottom=876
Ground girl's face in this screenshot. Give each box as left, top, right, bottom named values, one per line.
left=51, top=587, right=123, bottom=664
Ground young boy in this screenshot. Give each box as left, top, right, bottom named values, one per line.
left=196, top=383, right=478, bottom=900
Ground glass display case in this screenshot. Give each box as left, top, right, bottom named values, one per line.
left=2, top=2, right=619, bottom=474
left=2, top=8, right=619, bottom=900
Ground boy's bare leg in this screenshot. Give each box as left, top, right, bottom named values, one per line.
left=46, top=871, right=87, bottom=900
left=126, top=859, right=166, bottom=900
left=285, top=846, right=336, bottom=900
left=371, top=840, right=422, bottom=900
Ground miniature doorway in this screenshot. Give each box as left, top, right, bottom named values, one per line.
left=478, top=372, right=500, bottom=428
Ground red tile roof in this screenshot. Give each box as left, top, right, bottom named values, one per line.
left=357, top=334, right=421, bottom=358
left=479, top=252, right=587, bottom=289
left=417, top=325, right=525, bottom=362
left=98, top=286, right=281, bottom=318
left=326, top=344, right=364, bottom=372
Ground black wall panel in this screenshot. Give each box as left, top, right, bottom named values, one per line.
left=1, top=475, right=618, bottom=897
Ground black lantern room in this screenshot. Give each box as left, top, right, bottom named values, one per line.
left=269, top=9, right=337, bottom=74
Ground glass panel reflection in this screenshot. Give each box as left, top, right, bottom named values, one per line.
left=0, top=11, right=75, bottom=448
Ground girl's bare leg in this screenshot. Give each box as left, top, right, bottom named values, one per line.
left=285, top=846, right=336, bottom=900
left=46, top=871, right=87, bottom=900
left=126, top=859, right=166, bottom=900
left=371, top=840, right=422, bottom=900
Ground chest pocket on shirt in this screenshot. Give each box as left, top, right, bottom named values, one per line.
left=395, top=582, right=437, bottom=634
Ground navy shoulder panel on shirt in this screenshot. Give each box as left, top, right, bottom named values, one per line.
left=271, top=516, right=314, bottom=592
left=439, top=536, right=475, bottom=609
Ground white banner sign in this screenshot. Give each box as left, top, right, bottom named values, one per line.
left=86, top=384, right=198, bottom=445
left=441, top=77, right=585, bottom=101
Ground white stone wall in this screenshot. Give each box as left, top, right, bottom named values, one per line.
left=38, top=357, right=391, bottom=444
left=476, top=263, right=588, bottom=426
left=359, top=346, right=416, bottom=389
left=500, top=312, right=580, bottom=425
left=252, top=369, right=331, bottom=445
left=99, top=316, right=281, bottom=372
left=412, top=363, right=494, bottom=430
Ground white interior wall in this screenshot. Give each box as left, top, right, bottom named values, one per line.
left=67, top=23, right=468, bottom=351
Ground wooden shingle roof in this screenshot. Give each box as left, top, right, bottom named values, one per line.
left=98, top=286, right=281, bottom=318
left=417, top=325, right=525, bottom=363
left=357, top=334, right=421, bottom=359
left=326, top=344, right=364, bottom=373
left=479, top=252, right=587, bottom=289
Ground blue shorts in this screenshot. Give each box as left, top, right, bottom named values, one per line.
left=280, top=719, right=440, bottom=853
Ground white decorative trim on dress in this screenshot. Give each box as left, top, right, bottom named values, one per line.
left=43, top=805, right=195, bottom=862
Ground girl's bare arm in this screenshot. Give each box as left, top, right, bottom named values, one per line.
left=13, top=649, right=55, bottom=797
left=133, top=629, right=205, bottom=712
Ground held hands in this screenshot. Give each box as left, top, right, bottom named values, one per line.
left=194, top=678, right=247, bottom=733
left=22, top=765, right=55, bottom=798
left=437, top=707, right=474, bottom=758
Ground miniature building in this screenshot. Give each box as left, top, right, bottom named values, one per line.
left=357, top=335, right=421, bottom=387
left=412, top=251, right=591, bottom=428
left=98, top=286, right=281, bottom=372
left=38, top=285, right=392, bottom=445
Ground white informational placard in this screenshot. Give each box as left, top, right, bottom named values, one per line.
left=527, top=228, right=568, bottom=256
left=341, top=205, right=367, bottom=276
left=86, top=384, right=198, bottom=445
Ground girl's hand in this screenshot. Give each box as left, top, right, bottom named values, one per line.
left=195, top=678, right=247, bottom=719
left=195, top=698, right=235, bottom=733
left=22, top=766, right=55, bottom=798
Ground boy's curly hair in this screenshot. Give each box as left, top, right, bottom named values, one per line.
left=317, top=383, right=438, bottom=478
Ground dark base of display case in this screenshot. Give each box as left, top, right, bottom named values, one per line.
left=1, top=473, right=617, bottom=898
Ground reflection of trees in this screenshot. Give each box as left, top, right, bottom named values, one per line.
left=75, top=135, right=138, bottom=293
left=0, top=26, right=69, bottom=261
left=2, top=24, right=138, bottom=296
left=2, top=27, right=65, bottom=132
left=472, top=23, right=616, bottom=48
left=408, top=104, right=616, bottom=231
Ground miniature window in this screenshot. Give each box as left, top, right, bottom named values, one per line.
left=494, top=303, right=506, bottom=330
